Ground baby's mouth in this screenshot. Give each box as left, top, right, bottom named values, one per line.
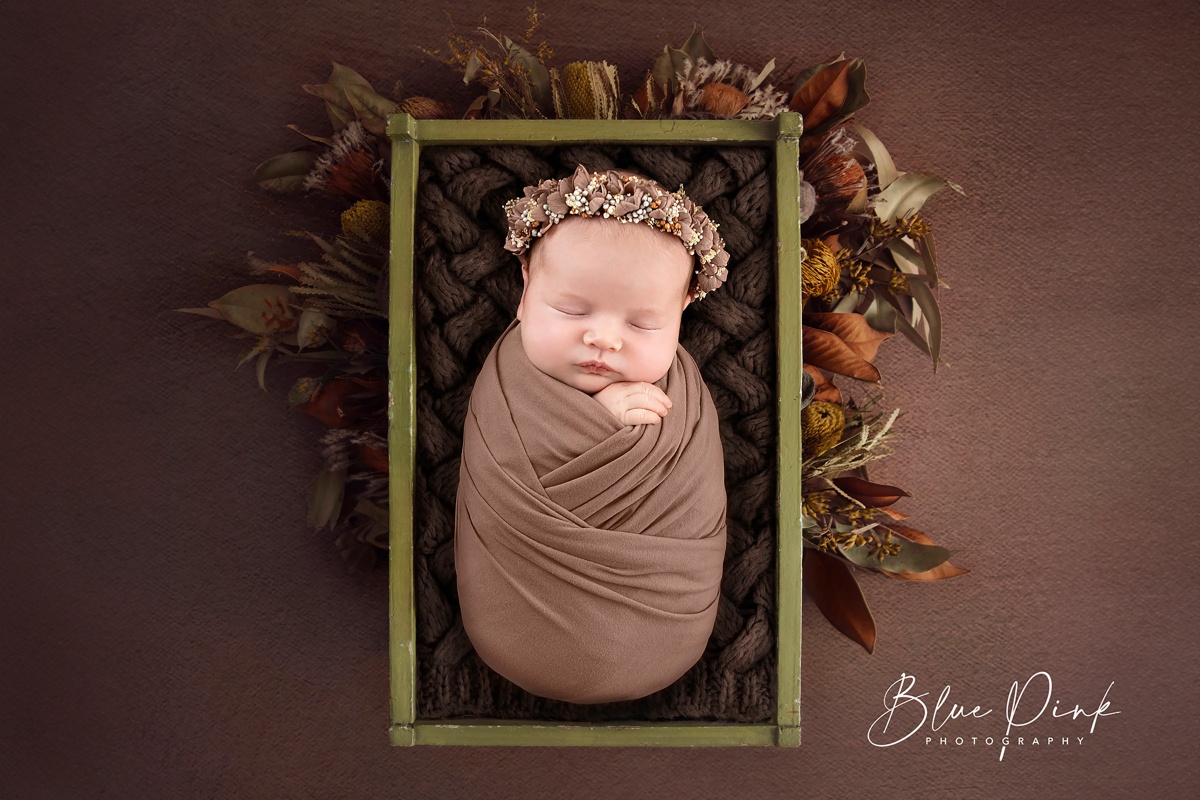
left=578, top=360, right=613, bottom=374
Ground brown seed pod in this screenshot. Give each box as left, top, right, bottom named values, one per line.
left=700, top=82, right=749, bottom=117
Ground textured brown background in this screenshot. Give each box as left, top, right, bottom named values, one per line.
left=2, top=0, right=1198, bottom=797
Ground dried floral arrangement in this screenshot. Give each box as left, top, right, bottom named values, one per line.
left=181, top=12, right=967, bottom=653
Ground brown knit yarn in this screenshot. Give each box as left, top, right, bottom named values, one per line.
left=411, top=143, right=777, bottom=722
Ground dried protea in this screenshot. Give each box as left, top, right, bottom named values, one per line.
left=675, top=57, right=790, bottom=120
left=302, top=120, right=387, bottom=201
left=800, top=124, right=868, bottom=236
left=397, top=96, right=456, bottom=119
left=561, top=61, right=620, bottom=119
left=802, top=238, right=841, bottom=299
left=700, top=82, right=748, bottom=117
left=340, top=200, right=390, bottom=245
left=802, top=400, right=846, bottom=458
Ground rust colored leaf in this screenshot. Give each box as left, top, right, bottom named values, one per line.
left=803, top=324, right=881, bottom=382
left=789, top=59, right=853, bottom=129
left=805, top=312, right=893, bottom=364
left=804, top=550, right=876, bottom=653
left=879, top=525, right=970, bottom=582
left=266, top=264, right=303, bottom=280
left=832, top=475, right=910, bottom=508
left=297, top=376, right=386, bottom=429
left=804, top=364, right=843, bottom=404
left=358, top=444, right=389, bottom=474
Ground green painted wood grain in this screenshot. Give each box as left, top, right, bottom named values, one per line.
left=392, top=721, right=779, bottom=747
left=387, top=114, right=419, bottom=728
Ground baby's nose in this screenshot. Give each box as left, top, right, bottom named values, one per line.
left=583, top=324, right=621, bottom=351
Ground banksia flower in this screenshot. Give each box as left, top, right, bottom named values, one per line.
left=700, top=82, right=748, bottom=117
left=562, top=61, right=620, bottom=119
left=340, top=200, right=390, bottom=245
left=802, top=400, right=846, bottom=458
left=397, top=96, right=456, bottom=119
left=802, top=238, right=841, bottom=298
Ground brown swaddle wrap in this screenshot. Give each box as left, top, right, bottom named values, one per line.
left=455, top=320, right=728, bottom=704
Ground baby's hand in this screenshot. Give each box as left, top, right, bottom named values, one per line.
left=593, top=381, right=673, bottom=426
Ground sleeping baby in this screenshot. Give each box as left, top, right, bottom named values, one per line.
left=454, top=165, right=731, bottom=704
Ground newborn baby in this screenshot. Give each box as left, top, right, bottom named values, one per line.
left=454, top=166, right=731, bottom=704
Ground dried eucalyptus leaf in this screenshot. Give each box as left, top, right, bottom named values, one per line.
left=838, top=537, right=953, bottom=574
left=746, top=58, right=776, bottom=93
left=252, top=151, right=317, bottom=193
left=308, top=466, right=347, bottom=530
left=680, top=23, right=715, bottom=63
left=651, top=46, right=676, bottom=89
left=850, top=122, right=898, bottom=190
left=887, top=238, right=926, bottom=276
left=885, top=293, right=933, bottom=358
left=463, top=50, right=483, bottom=84
left=209, top=285, right=295, bottom=334
left=302, top=81, right=355, bottom=132
left=832, top=289, right=860, bottom=313
left=343, top=82, right=400, bottom=136
left=285, top=124, right=333, bottom=146
left=874, top=172, right=964, bottom=225
left=864, top=294, right=897, bottom=333
left=255, top=348, right=272, bottom=392
left=509, top=44, right=553, bottom=114
left=296, top=308, right=335, bottom=351
left=907, top=278, right=943, bottom=365
left=327, top=62, right=374, bottom=93
left=176, top=307, right=225, bottom=320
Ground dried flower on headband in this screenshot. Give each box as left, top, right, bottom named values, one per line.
left=503, top=164, right=731, bottom=298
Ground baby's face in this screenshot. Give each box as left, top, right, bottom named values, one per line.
left=516, top=217, right=694, bottom=394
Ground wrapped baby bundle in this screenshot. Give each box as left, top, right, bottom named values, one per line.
left=455, top=320, right=728, bottom=704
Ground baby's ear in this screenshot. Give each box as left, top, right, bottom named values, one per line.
left=516, top=254, right=530, bottom=321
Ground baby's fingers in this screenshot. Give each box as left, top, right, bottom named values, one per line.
left=629, top=383, right=670, bottom=417
left=649, top=384, right=672, bottom=410
left=623, top=408, right=664, bottom=426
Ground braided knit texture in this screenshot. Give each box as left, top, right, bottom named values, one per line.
left=413, top=144, right=778, bottom=722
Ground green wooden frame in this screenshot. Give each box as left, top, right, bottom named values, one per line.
left=387, top=112, right=804, bottom=747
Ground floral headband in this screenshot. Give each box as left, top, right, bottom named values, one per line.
left=503, top=164, right=731, bottom=298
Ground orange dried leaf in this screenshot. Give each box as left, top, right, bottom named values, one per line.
left=804, top=364, right=843, bottom=404
left=803, top=324, right=881, bottom=382
left=832, top=475, right=910, bottom=507
left=805, top=312, right=893, bottom=364
left=804, top=550, right=877, bottom=653
left=789, top=59, right=853, bottom=129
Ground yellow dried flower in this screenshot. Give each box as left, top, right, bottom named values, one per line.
left=562, top=61, right=620, bottom=119
left=888, top=271, right=910, bottom=294
left=802, top=238, right=841, bottom=298
left=802, top=493, right=831, bottom=517
left=802, top=400, right=845, bottom=458
left=340, top=200, right=390, bottom=245
left=898, top=214, right=931, bottom=238
left=847, top=260, right=872, bottom=294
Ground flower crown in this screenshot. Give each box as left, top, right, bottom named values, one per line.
left=503, top=164, right=731, bottom=298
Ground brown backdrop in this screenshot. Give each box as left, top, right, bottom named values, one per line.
left=2, top=0, right=1197, bottom=797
